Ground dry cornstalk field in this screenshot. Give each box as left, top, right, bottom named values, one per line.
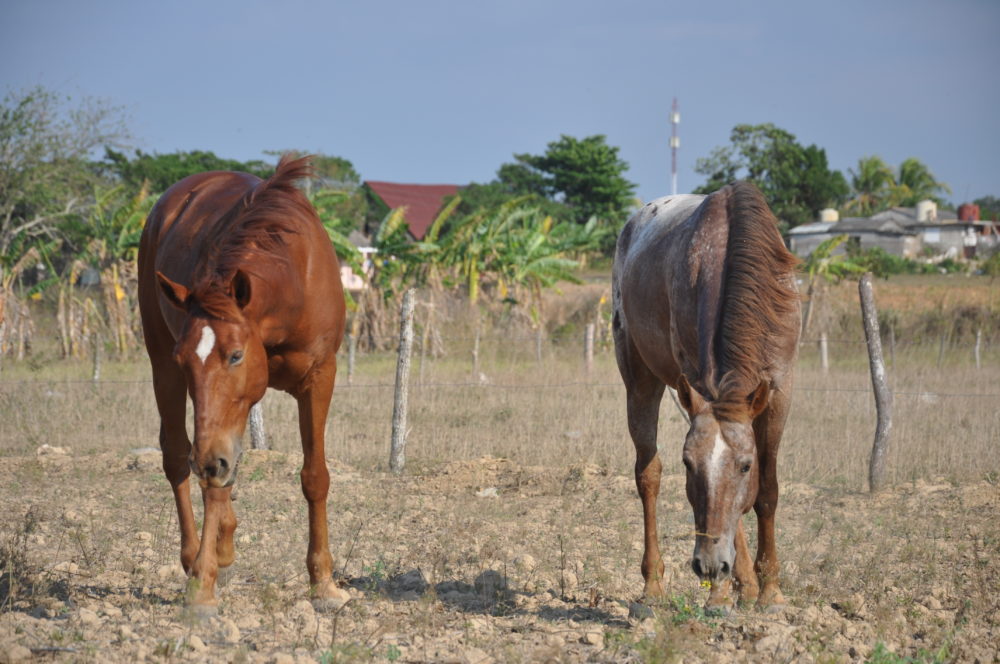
left=1, top=278, right=999, bottom=663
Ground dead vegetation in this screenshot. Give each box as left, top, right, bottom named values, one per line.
left=0, top=274, right=998, bottom=662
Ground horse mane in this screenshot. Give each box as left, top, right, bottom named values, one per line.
left=191, top=154, right=315, bottom=319
left=710, top=181, right=800, bottom=421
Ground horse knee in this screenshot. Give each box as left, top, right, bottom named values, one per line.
left=300, top=467, right=330, bottom=503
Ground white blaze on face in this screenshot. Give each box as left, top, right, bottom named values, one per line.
left=707, top=432, right=726, bottom=488
left=195, top=324, right=216, bottom=365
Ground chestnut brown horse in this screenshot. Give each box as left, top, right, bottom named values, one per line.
left=612, top=181, right=800, bottom=611
left=137, top=155, right=349, bottom=611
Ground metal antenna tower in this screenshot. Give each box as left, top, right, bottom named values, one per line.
left=670, top=98, right=680, bottom=195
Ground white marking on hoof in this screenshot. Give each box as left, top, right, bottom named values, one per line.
left=195, top=324, right=215, bottom=364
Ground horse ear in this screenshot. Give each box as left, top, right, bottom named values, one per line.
left=676, top=374, right=704, bottom=416
left=156, top=272, right=190, bottom=311
left=747, top=380, right=770, bottom=418
left=231, top=270, right=251, bottom=309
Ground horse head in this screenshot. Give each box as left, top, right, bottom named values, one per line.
left=676, top=373, right=769, bottom=583
left=156, top=269, right=268, bottom=488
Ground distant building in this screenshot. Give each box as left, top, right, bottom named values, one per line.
left=363, top=181, right=462, bottom=241
left=787, top=201, right=1000, bottom=259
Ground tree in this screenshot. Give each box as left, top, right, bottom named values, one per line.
left=973, top=195, right=1000, bottom=221
left=894, top=157, right=951, bottom=207
left=693, top=123, right=847, bottom=228
left=845, top=156, right=897, bottom=216
left=0, top=86, right=130, bottom=259
left=506, top=135, right=636, bottom=226
left=103, top=148, right=271, bottom=194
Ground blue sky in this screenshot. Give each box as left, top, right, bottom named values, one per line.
left=2, top=0, right=998, bottom=205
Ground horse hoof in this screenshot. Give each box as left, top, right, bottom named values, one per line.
left=216, top=567, right=232, bottom=588
left=704, top=603, right=733, bottom=617
left=183, top=603, right=219, bottom=621
left=311, top=583, right=351, bottom=612
left=759, top=601, right=787, bottom=614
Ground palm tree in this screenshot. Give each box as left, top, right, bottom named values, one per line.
left=895, top=157, right=951, bottom=206
left=800, top=235, right=866, bottom=337
left=846, top=156, right=896, bottom=216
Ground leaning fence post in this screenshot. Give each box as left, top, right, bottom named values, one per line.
left=859, top=273, right=892, bottom=493
left=249, top=401, right=267, bottom=450
left=389, top=289, right=416, bottom=474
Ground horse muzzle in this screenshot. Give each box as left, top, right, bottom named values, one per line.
left=189, top=446, right=241, bottom=488
left=691, top=536, right=736, bottom=582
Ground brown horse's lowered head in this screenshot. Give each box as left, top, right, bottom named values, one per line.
left=676, top=373, right=769, bottom=583
left=157, top=269, right=268, bottom=488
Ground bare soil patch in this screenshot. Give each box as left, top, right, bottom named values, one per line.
left=2, top=450, right=997, bottom=663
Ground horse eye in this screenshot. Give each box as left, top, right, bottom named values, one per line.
left=229, top=350, right=244, bottom=366
left=740, top=463, right=752, bottom=474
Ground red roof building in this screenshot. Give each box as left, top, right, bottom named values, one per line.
left=364, top=181, right=461, bottom=241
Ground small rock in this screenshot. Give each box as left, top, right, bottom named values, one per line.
left=52, top=561, right=79, bottom=574
left=1, top=644, right=32, bottom=663
left=755, top=634, right=782, bottom=655
left=156, top=563, right=183, bottom=581
left=923, top=595, right=942, bottom=611
left=461, top=646, right=491, bottom=663
left=475, top=487, right=499, bottom=498
left=188, top=635, right=207, bottom=652
left=37, top=444, right=69, bottom=455
left=219, top=617, right=240, bottom=643
left=581, top=631, right=603, bottom=646
left=135, top=531, right=153, bottom=543
left=513, top=554, right=536, bottom=572
left=77, top=607, right=100, bottom=626
left=272, top=654, right=295, bottom=664
left=629, top=601, right=654, bottom=620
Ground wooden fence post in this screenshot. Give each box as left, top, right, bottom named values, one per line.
left=389, top=289, right=416, bottom=474
left=974, top=329, right=982, bottom=370
left=346, top=332, right=356, bottom=385
left=249, top=402, right=267, bottom=450
left=859, top=273, right=892, bottom=493
left=472, top=317, right=481, bottom=379
left=819, top=333, right=829, bottom=374
left=584, top=323, right=595, bottom=376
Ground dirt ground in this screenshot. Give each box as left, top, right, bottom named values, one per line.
left=1, top=448, right=997, bottom=663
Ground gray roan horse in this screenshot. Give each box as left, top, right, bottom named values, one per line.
left=612, top=181, right=800, bottom=611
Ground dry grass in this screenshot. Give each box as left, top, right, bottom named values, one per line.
left=2, top=328, right=997, bottom=489
left=0, top=274, right=998, bottom=662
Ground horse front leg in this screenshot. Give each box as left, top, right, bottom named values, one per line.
left=753, top=394, right=791, bottom=611
left=627, top=385, right=667, bottom=599
left=295, top=367, right=350, bottom=611
left=151, top=366, right=199, bottom=576
left=186, top=484, right=233, bottom=610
